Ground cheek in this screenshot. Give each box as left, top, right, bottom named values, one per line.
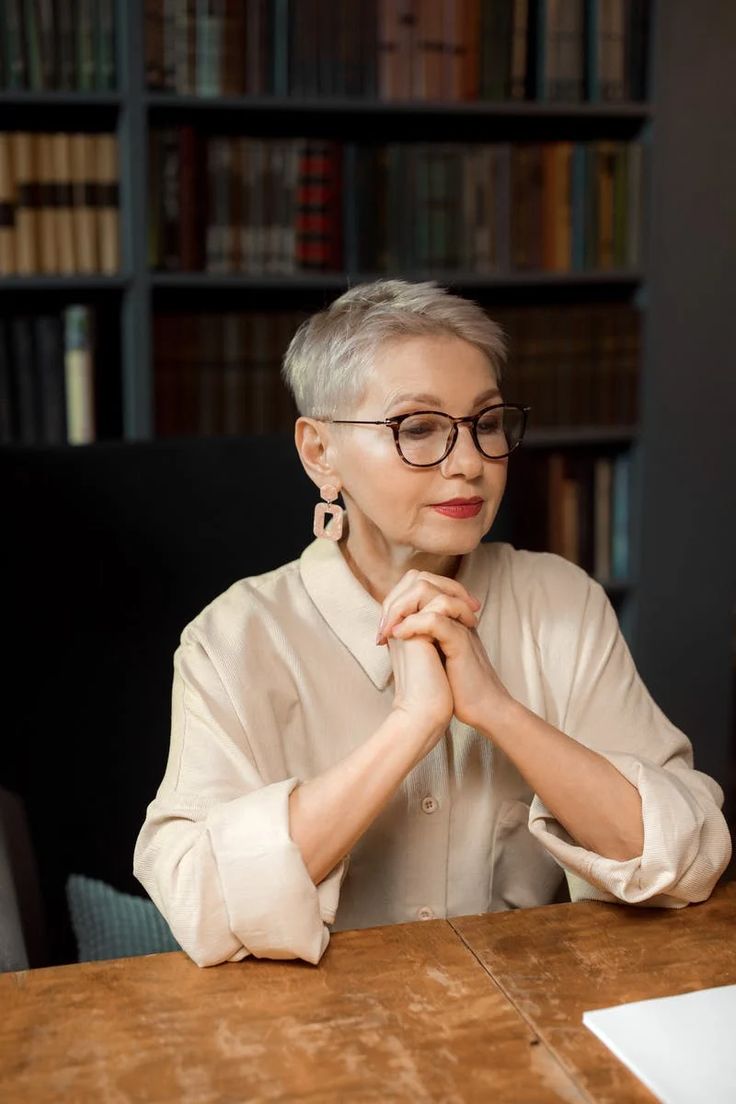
left=347, top=448, right=425, bottom=520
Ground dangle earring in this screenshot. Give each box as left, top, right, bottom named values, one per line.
left=313, top=482, right=344, bottom=541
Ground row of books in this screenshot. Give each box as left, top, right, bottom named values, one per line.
left=145, top=0, right=650, bottom=103
left=154, top=311, right=304, bottom=437
left=0, top=132, right=120, bottom=276
left=0, top=0, right=116, bottom=92
left=150, top=132, right=645, bottom=275
left=152, top=303, right=638, bottom=439
left=497, top=303, right=639, bottom=426
left=0, top=307, right=96, bottom=446
left=508, top=448, right=631, bottom=581
left=1, top=300, right=638, bottom=451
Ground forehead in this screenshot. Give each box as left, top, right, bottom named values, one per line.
left=368, top=334, right=499, bottom=404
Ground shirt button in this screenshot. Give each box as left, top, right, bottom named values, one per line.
left=417, top=906, right=435, bottom=920
left=421, top=795, right=438, bottom=814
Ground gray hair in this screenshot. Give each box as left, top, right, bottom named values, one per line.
left=281, top=278, right=507, bottom=420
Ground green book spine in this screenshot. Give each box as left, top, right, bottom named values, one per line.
left=77, top=0, right=97, bottom=91
left=95, top=0, right=117, bottom=91
left=23, top=0, right=43, bottom=89
left=1, top=0, right=27, bottom=89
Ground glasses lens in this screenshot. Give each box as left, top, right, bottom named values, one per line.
left=398, top=413, right=454, bottom=465
left=476, top=405, right=525, bottom=458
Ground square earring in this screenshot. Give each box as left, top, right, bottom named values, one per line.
left=313, top=482, right=344, bottom=541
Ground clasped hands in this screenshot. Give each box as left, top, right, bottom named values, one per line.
left=375, top=568, right=514, bottom=731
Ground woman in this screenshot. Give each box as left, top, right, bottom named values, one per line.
left=134, top=278, right=732, bottom=968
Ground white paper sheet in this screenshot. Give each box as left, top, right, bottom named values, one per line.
left=582, top=984, right=736, bottom=1104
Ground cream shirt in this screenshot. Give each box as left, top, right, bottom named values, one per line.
left=133, top=536, right=732, bottom=968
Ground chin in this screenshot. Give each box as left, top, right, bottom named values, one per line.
left=422, top=529, right=485, bottom=555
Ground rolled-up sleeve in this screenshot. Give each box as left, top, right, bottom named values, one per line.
left=133, top=633, right=349, bottom=967
left=527, top=572, right=732, bottom=908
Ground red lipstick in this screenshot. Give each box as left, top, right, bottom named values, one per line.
left=431, top=497, right=483, bottom=519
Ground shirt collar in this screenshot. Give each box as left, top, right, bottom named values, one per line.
left=299, top=535, right=493, bottom=691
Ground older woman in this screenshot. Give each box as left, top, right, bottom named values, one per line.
left=134, top=278, right=732, bottom=968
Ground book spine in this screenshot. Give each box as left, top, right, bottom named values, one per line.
left=77, top=0, right=97, bottom=91
left=69, top=133, right=97, bottom=272
left=23, top=0, right=43, bottom=89
left=161, top=127, right=181, bottom=270
left=97, top=133, right=120, bottom=274
left=10, top=317, right=37, bottom=443
left=36, top=313, right=67, bottom=444
left=593, top=455, right=612, bottom=580
left=3, top=0, right=28, bottom=89
left=510, top=0, right=529, bottom=99
left=0, top=131, right=17, bottom=274
left=51, top=133, right=74, bottom=273
left=145, top=0, right=166, bottom=88
left=37, top=132, right=58, bottom=273
left=96, top=0, right=116, bottom=91
left=64, top=304, right=96, bottom=444
left=12, top=132, right=39, bottom=274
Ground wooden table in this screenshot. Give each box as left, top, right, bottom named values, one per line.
left=2, top=881, right=735, bottom=1103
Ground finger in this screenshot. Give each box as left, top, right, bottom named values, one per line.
left=415, top=571, right=482, bottom=610
left=379, top=581, right=478, bottom=640
left=387, top=609, right=467, bottom=645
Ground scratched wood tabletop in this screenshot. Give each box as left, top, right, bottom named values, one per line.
left=1, top=914, right=583, bottom=1104
left=451, top=879, right=736, bottom=1104
left=2, top=882, right=734, bottom=1103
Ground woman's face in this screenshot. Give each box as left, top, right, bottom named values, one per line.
left=331, top=334, right=508, bottom=556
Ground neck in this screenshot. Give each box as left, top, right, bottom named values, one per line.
left=338, top=531, right=463, bottom=605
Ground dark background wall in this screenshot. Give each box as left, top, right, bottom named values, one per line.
left=632, top=0, right=736, bottom=827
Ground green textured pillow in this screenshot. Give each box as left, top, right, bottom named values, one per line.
left=66, top=873, right=181, bottom=962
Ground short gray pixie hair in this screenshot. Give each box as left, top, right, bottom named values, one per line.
left=281, top=278, right=507, bottom=420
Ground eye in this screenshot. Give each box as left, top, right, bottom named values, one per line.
left=403, top=421, right=436, bottom=437
left=477, top=413, right=503, bottom=433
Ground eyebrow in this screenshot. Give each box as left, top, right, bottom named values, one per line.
left=386, top=388, right=501, bottom=412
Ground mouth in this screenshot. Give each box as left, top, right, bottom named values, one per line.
left=430, top=498, right=484, bottom=519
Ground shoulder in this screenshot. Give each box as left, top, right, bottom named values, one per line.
left=483, top=541, right=605, bottom=632
left=179, top=554, right=304, bottom=653
left=484, top=540, right=596, bottom=599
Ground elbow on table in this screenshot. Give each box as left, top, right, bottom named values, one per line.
left=133, top=853, right=332, bottom=970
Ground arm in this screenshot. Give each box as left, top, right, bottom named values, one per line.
left=483, top=567, right=732, bottom=908
left=289, top=709, right=445, bottom=886
left=339, top=552, right=730, bottom=909
left=133, top=632, right=343, bottom=968
left=134, top=632, right=442, bottom=968
left=478, top=698, right=644, bottom=861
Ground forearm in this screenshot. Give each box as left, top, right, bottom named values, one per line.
left=289, top=710, right=444, bottom=886
left=479, top=698, right=644, bottom=861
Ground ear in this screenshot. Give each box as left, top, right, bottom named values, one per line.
left=294, top=417, right=342, bottom=493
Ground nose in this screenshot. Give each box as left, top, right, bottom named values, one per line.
left=440, top=420, right=485, bottom=475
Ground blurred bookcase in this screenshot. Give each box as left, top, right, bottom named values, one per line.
left=0, top=0, right=655, bottom=637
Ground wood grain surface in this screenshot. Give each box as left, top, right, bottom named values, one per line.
left=450, top=880, right=736, bottom=1104
left=1, top=914, right=586, bottom=1104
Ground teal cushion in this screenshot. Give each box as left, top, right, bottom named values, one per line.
left=66, top=873, right=181, bottom=962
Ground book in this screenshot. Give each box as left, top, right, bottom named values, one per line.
left=64, top=305, right=96, bottom=445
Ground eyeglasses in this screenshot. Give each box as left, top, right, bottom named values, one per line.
left=317, top=404, right=531, bottom=467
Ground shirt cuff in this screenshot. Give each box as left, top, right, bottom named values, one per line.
left=527, top=749, right=732, bottom=907
left=206, top=776, right=348, bottom=964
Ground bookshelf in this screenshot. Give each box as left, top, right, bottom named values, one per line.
left=1, top=0, right=648, bottom=604
left=1, top=0, right=734, bottom=850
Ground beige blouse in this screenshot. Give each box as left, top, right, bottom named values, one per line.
left=133, top=536, right=732, bottom=967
